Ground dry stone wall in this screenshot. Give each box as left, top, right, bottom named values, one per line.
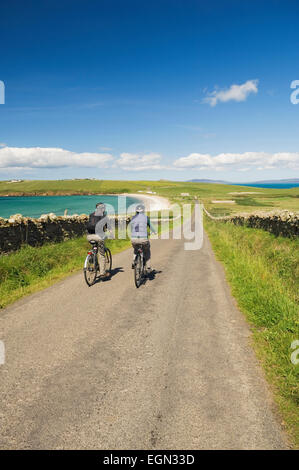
left=0, top=213, right=129, bottom=253
left=204, top=208, right=298, bottom=238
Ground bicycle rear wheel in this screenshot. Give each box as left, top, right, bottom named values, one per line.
left=134, top=253, right=143, bottom=288
left=105, top=247, right=112, bottom=273
left=84, top=253, right=98, bottom=286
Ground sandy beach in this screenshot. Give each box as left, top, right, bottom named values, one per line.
left=122, top=193, right=171, bottom=212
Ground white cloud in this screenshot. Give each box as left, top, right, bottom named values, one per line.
left=114, top=152, right=166, bottom=171
left=1, top=146, right=298, bottom=175
left=203, top=80, right=258, bottom=106
left=0, top=147, right=113, bottom=169
left=174, top=151, right=299, bottom=171
left=0, top=147, right=167, bottom=172
left=173, top=153, right=214, bottom=168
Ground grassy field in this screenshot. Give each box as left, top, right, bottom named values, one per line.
left=0, top=179, right=298, bottom=215
left=0, top=236, right=131, bottom=309
left=205, top=217, right=299, bottom=448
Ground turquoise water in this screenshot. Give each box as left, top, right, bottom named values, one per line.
left=0, top=195, right=141, bottom=219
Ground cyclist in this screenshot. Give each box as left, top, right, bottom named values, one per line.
left=129, top=203, right=156, bottom=272
left=86, top=202, right=113, bottom=278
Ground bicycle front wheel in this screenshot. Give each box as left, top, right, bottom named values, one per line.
left=134, top=253, right=143, bottom=288
left=84, top=253, right=98, bottom=286
left=105, top=247, right=112, bottom=273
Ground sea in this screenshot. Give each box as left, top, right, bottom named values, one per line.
left=0, top=195, right=141, bottom=219
left=233, top=183, right=299, bottom=189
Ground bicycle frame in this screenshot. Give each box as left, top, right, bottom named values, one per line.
left=137, top=246, right=144, bottom=261
left=134, top=244, right=146, bottom=268
left=84, top=243, right=99, bottom=270
left=134, top=244, right=147, bottom=288
left=84, top=242, right=112, bottom=273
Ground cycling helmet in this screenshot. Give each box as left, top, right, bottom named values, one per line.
left=95, top=202, right=106, bottom=216
left=96, top=202, right=106, bottom=210
left=136, top=203, right=145, bottom=213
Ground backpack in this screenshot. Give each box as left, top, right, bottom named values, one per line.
left=87, top=212, right=105, bottom=234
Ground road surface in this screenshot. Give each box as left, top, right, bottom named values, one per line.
left=0, top=231, right=288, bottom=449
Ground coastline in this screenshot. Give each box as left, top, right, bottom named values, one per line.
left=122, top=193, right=171, bottom=212
left=0, top=192, right=172, bottom=219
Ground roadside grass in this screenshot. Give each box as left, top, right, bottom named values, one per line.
left=205, top=217, right=299, bottom=448
left=0, top=236, right=131, bottom=309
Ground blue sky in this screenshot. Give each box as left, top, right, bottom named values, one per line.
left=0, top=0, right=299, bottom=181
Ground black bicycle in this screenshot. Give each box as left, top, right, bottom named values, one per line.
left=133, top=244, right=147, bottom=288
left=84, top=240, right=112, bottom=286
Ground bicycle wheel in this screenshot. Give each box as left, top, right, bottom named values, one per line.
left=84, top=253, right=98, bottom=286
left=105, top=247, right=112, bottom=273
left=134, top=253, right=143, bottom=288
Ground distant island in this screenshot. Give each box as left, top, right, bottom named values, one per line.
left=187, top=179, right=229, bottom=184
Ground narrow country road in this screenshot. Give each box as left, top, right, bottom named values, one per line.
left=0, top=231, right=288, bottom=449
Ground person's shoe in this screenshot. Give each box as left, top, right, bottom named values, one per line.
left=131, top=262, right=135, bottom=269
left=100, top=272, right=110, bottom=279
left=146, top=266, right=152, bottom=273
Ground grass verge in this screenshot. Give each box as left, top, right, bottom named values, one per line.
left=205, top=217, right=299, bottom=448
left=0, top=236, right=131, bottom=309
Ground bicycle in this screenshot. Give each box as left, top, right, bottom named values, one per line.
left=133, top=244, right=147, bottom=288
left=84, top=240, right=112, bottom=286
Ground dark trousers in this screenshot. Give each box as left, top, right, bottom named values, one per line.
left=131, top=239, right=151, bottom=266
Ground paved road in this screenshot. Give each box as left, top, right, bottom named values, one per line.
left=0, top=231, right=288, bottom=449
